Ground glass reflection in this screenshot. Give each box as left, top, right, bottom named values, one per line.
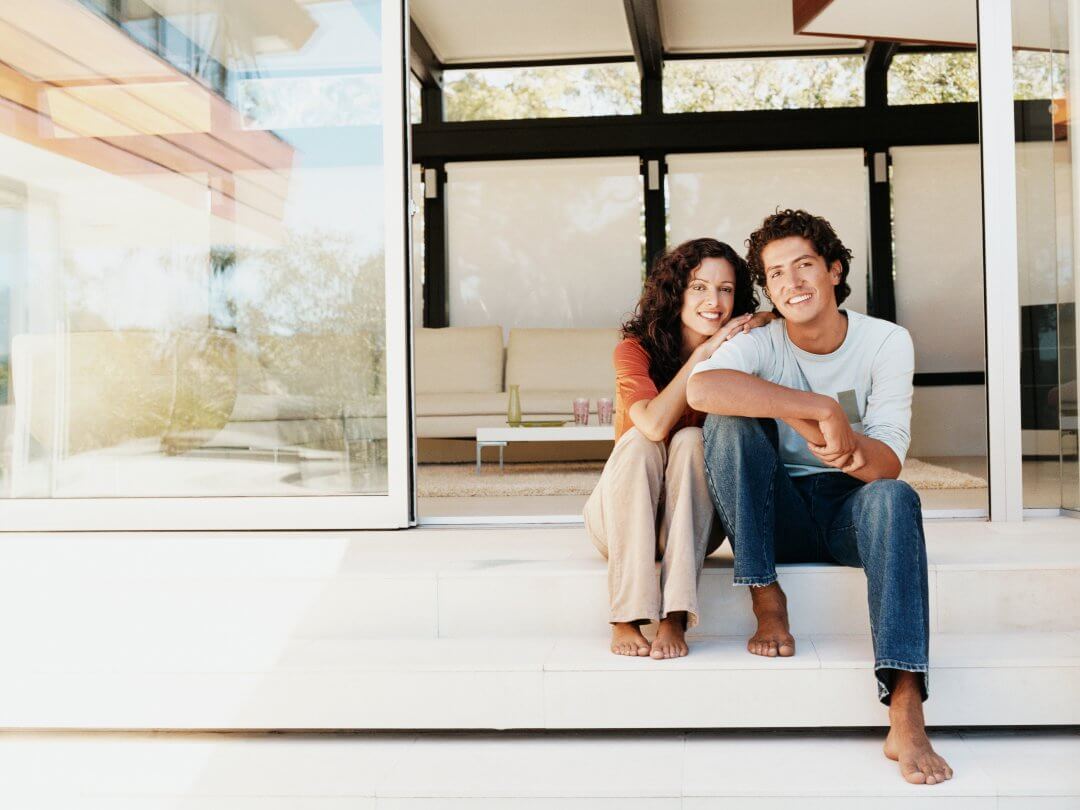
left=0, top=0, right=388, bottom=497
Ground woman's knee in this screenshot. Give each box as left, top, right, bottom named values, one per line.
left=667, top=426, right=704, bottom=458
left=613, top=427, right=666, bottom=466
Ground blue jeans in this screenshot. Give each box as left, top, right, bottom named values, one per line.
left=702, top=415, right=929, bottom=704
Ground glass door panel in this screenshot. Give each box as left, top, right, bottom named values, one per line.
left=0, top=0, right=410, bottom=528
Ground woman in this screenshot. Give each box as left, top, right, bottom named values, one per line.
left=584, top=238, right=772, bottom=659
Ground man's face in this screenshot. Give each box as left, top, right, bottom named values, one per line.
left=760, top=236, right=842, bottom=325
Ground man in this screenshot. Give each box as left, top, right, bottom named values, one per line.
left=685, top=209, right=952, bottom=786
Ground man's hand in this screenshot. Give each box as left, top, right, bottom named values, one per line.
left=811, top=401, right=858, bottom=467
left=809, top=436, right=868, bottom=474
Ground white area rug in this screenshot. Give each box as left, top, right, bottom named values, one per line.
left=417, top=458, right=987, bottom=498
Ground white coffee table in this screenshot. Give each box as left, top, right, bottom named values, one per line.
left=475, top=424, right=615, bottom=472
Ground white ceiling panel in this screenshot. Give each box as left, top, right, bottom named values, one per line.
left=410, top=0, right=632, bottom=64
left=660, top=0, right=864, bottom=54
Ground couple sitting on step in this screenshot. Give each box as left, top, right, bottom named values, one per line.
left=583, top=209, right=953, bottom=787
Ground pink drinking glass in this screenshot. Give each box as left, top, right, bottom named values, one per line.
left=572, top=398, right=590, bottom=425
left=597, top=397, right=613, bottom=426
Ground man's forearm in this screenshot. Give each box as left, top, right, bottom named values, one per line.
left=687, top=369, right=836, bottom=422
left=689, top=371, right=903, bottom=482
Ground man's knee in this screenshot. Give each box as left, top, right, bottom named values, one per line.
left=703, top=414, right=758, bottom=445
left=863, top=478, right=921, bottom=513
left=858, top=479, right=923, bottom=543
left=703, top=415, right=773, bottom=457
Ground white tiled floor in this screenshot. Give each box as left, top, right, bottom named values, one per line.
left=2, top=730, right=1077, bottom=807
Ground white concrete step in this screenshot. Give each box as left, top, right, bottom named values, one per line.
left=2, top=632, right=1077, bottom=729
left=3, top=729, right=1078, bottom=807
left=0, top=520, right=1077, bottom=642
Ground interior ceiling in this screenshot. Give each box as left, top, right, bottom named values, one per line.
left=801, top=0, right=1052, bottom=50
left=661, top=0, right=862, bottom=54
left=410, top=0, right=864, bottom=67
left=409, top=0, right=633, bottom=65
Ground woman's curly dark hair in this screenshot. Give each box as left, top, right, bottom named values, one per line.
left=745, top=209, right=852, bottom=306
left=622, top=238, right=758, bottom=390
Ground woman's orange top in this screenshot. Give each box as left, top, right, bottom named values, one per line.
left=613, top=337, right=706, bottom=443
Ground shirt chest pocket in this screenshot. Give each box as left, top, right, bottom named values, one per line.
left=836, top=388, right=865, bottom=426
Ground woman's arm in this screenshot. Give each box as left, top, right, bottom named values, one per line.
left=629, top=312, right=773, bottom=441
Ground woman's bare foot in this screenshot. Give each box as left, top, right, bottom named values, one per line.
left=883, top=671, right=953, bottom=785
left=747, top=582, right=795, bottom=657
left=610, top=622, right=651, bottom=656
left=651, top=612, right=689, bottom=659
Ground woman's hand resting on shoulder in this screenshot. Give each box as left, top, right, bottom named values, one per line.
left=694, top=310, right=777, bottom=362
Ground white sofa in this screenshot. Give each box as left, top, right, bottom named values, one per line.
left=415, top=326, right=619, bottom=438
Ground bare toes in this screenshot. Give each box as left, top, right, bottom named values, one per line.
left=901, top=762, right=927, bottom=785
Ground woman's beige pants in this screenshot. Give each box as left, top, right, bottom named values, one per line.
left=583, top=426, right=723, bottom=629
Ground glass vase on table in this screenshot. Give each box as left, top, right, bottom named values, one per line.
left=507, top=384, right=522, bottom=426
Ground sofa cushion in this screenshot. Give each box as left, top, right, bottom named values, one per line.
left=505, top=328, right=619, bottom=393
left=415, top=326, right=505, bottom=395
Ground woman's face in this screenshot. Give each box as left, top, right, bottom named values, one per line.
left=680, top=257, right=737, bottom=343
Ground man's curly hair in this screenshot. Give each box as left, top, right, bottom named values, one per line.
left=745, top=209, right=852, bottom=306
left=622, top=238, right=758, bottom=390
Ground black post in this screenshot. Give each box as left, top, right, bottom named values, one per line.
left=642, top=154, right=667, bottom=271
left=865, top=41, right=898, bottom=322
left=421, top=162, right=449, bottom=327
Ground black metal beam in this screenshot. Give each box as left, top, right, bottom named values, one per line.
left=413, top=99, right=1060, bottom=163
left=440, top=55, right=635, bottom=71
left=420, top=84, right=443, bottom=126
left=864, top=41, right=898, bottom=322
left=664, top=46, right=866, bottom=61
left=623, top=0, right=663, bottom=79
left=410, top=19, right=442, bottom=88
left=866, top=149, right=896, bottom=322
left=421, top=163, right=449, bottom=327
left=865, top=41, right=897, bottom=108
left=642, top=155, right=667, bottom=269
left=413, top=104, right=981, bottom=162
left=913, top=372, right=986, bottom=386
left=623, top=0, right=663, bottom=117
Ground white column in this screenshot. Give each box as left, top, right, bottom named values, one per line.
left=1066, top=0, right=1080, bottom=512
left=978, top=0, right=1025, bottom=521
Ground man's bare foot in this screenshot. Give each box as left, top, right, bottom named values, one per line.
left=883, top=671, right=953, bottom=785
left=651, top=612, right=689, bottom=659
left=747, top=582, right=795, bottom=657
left=610, top=622, right=651, bottom=656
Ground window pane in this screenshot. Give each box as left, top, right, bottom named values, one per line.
left=888, top=52, right=978, bottom=105
left=0, top=0, right=391, bottom=497
left=663, top=56, right=864, bottom=113
left=443, top=64, right=640, bottom=121
left=888, top=49, right=1066, bottom=104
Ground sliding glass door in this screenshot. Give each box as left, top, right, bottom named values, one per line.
left=0, top=0, right=411, bottom=528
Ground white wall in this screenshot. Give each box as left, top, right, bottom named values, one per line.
left=445, top=158, right=643, bottom=333
left=667, top=149, right=868, bottom=313
left=892, top=144, right=987, bottom=457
